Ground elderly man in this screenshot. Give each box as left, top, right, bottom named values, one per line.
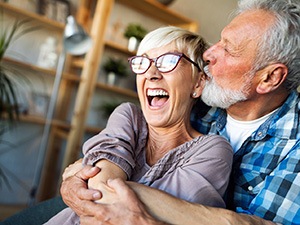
left=59, top=0, right=300, bottom=225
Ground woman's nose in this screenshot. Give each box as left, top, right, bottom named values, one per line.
left=144, top=64, right=162, bottom=80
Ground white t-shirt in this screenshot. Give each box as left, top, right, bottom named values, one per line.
left=224, top=109, right=278, bottom=152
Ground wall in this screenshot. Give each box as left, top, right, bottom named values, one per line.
left=70, top=0, right=238, bottom=45
left=169, top=0, right=238, bottom=44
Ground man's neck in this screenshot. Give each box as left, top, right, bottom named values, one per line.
left=226, top=90, right=289, bottom=121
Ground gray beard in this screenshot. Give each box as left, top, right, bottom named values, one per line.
left=201, top=66, right=249, bottom=109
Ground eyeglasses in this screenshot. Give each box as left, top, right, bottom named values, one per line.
left=128, top=52, right=201, bottom=75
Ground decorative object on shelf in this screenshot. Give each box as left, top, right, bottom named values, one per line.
left=40, top=0, right=56, bottom=20
left=156, top=0, right=176, bottom=6
left=36, top=36, right=58, bottom=69
left=30, top=15, right=92, bottom=204
left=103, top=57, right=129, bottom=86
left=124, top=23, right=147, bottom=52
left=39, top=0, right=70, bottom=23
left=28, top=92, right=49, bottom=117
left=55, top=0, right=70, bottom=23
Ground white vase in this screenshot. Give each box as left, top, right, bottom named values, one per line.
left=127, top=36, right=139, bottom=52
left=107, top=72, right=117, bottom=85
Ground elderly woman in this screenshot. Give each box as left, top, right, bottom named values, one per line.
left=44, top=26, right=233, bottom=224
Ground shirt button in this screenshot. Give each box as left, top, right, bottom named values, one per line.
left=248, top=186, right=253, bottom=192
left=257, top=132, right=263, bottom=137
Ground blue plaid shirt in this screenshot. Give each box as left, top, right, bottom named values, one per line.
left=191, top=91, right=300, bottom=225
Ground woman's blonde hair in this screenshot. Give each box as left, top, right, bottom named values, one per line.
left=137, top=26, right=208, bottom=72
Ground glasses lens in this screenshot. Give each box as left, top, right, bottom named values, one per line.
left=130, top=56, right=151, bottom=74
left=156, top=54, right=180, bottom=73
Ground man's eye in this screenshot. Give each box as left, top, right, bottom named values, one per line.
left=224, top=47, right=230, bottom=53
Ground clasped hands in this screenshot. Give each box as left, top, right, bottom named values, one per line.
left=60, top=159, right=152, bottom=225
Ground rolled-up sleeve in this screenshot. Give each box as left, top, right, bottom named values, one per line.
left=82, top=103, right=147, bottom=178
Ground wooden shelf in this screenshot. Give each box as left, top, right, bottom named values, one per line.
left=105, top=40, right=136, bottom=55
left=2, top=58, right=81, bottom=83
left=85, top=125, right=102, bottom=134
left=117, top=0, right=198, bottom=31
left=10, top=114, right=70, bottom=130
left=0, top=2, right=64, bottom=31
left=71, top=40, right=135, bottom=69
left=96, top=82, right=138, bottom=99
left=14, top=113, right=102, bottom=136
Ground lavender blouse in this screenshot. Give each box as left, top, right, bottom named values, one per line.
left=45, top=103, right=233, bottom=224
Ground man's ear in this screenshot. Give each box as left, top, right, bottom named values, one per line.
left=256, top=63, right=288, bottom=94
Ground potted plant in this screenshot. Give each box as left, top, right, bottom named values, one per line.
left=0, top=16, right=38, bottom=187
left=0, top=18, right=37, bottom=130
left=102, top=57, right=129, bottom=85
left=124, top=23, right=147, bottom=52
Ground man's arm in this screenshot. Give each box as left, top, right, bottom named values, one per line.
left=61, top=165, right=276, bottom=225
left=127, top=181, right=277, bottom=225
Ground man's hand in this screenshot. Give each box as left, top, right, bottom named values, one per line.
left=80, top=178, right=167, bottom=225
left=62, top=159, right=84, bottom=181
left=60, top=162, right=102, bottom=216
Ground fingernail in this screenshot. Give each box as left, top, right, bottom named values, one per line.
left=93, top=192, right=101, bottom=199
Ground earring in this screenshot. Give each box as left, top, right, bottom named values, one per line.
left=192, top=92, right=197, bottom=97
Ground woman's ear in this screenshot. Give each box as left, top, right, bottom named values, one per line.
left=192, top=72, right=205, bottom=98
left=256, top=63, right=288, bottom=94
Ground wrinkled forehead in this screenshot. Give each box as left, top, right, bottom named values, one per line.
left=221, top=10, right=275, bottom=50
left=224, top=9, right=275, bottom=37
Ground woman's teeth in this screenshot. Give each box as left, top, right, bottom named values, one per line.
left=147, top=89, right=169, bottom=96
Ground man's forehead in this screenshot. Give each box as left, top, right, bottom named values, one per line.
left=221, top=10, right=274, bottom=48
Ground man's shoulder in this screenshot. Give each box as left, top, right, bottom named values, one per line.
left=269, top=91, right=300, bottom=138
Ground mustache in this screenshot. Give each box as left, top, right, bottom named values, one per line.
left=203, top=65, right=212, bottom=80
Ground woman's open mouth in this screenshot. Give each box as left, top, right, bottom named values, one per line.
left=147, top=89, right=169, bottom=107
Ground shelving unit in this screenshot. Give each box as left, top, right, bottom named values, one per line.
left=1, top=1, right=65, bottom=30
left=0, top=0, right=199, bottom=212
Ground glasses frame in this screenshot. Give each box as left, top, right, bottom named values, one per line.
left=128, top=52, right=201, bottom=75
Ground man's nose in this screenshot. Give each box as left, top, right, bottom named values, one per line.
left=203, top=46, right=216, bottom=65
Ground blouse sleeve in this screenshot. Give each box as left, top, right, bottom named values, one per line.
left=82, top=102, right=147, bottom=178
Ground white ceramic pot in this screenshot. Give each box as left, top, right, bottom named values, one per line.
left=127, top=36, right=140, bottom=52
left=107, top=72, right=117, bottom=85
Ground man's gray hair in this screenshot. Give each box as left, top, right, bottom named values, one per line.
left=237, top=0, right=300, bottom=91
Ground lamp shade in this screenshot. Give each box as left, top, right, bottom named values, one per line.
left=63, top=15, right=92, bottom=55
